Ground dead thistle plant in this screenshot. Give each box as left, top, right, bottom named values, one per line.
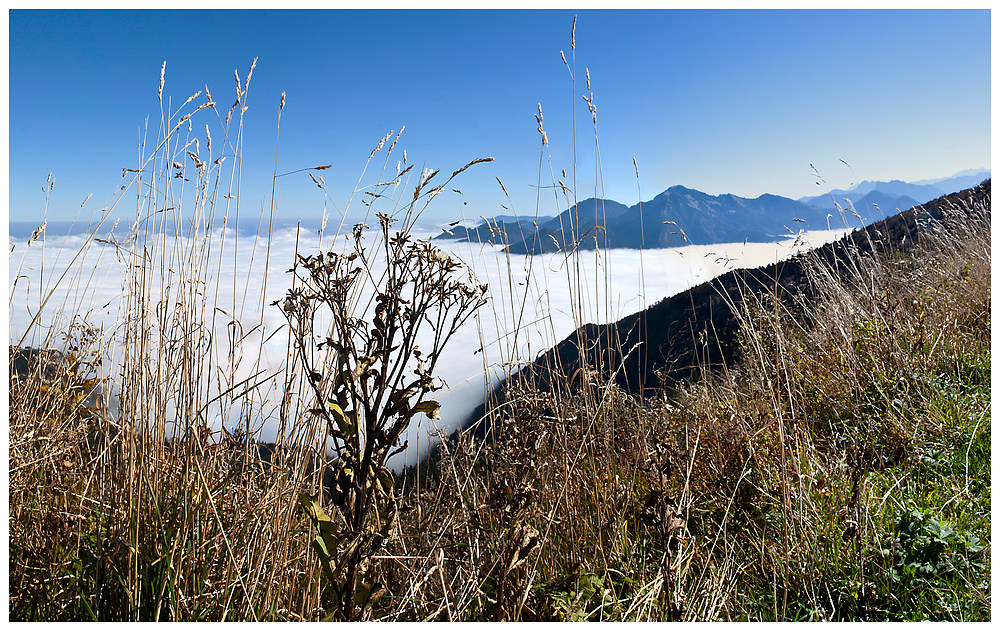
left=281, top=210, right=487, bottom=620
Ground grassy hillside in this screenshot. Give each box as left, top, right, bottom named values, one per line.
left=10, top=180, right=989, bottom=620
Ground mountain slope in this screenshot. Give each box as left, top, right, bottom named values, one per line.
left=438, top=219, right=540, bottom=247
left=846, top=191, right=921, bottom=221
left=436, top=198, right=626, bottom=248
left=520, top=181, right=989, bottom=398
left=912, top=168, right=991, bottom=188
left=452, top=180, right=989, bottom=445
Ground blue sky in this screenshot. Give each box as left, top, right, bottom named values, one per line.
left=8, top=9, right=991, bottom=226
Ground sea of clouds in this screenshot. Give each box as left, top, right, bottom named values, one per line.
left=8, top=220, right=849, bottom=468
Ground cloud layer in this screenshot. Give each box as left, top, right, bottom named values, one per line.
left=8, top=224, right=848, bottom=468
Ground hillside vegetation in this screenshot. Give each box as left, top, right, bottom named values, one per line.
left=9, top=179, right=989, bottom=620
left=410, top=181, right=991, bottom=621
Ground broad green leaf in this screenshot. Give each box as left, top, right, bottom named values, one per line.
left=387, top=387, right=416, bottom=411
left=313, top=535, right=330, bottom=559
left=319, top=529, right=339, bottom=558
left=334, top=369, right=352, bottom=388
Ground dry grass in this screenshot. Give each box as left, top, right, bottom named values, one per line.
left=653, top=189, right=991, bottom=620
left=10, top=59, right=327, bottom=621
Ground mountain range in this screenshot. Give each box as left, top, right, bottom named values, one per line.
left=437, top=169, right=989, bottom=254
left=797, top=170, right=990, bottom=211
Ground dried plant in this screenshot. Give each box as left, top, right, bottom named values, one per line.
left=280, top=212, right=487, bottom=620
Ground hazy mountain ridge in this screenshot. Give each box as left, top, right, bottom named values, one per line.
left=798, top=169, right=990, bottom=211
left=912, top=168, right=990, bottom=186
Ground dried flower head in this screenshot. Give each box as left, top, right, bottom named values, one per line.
left=370, top=130, right=393, bottom=159
left=181, top=90, right=202, bottom=109
left=534, top=103, right=548, bottom=145
left=244, top=57, right=258, bottom=95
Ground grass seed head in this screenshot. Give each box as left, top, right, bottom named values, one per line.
left=158, top=61, right=165, bottom=102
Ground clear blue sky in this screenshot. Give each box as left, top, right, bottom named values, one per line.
left=8, top=9, right=991, bottom=225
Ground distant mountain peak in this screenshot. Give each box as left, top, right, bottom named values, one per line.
left=499, top=183, right=868, bottom=255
